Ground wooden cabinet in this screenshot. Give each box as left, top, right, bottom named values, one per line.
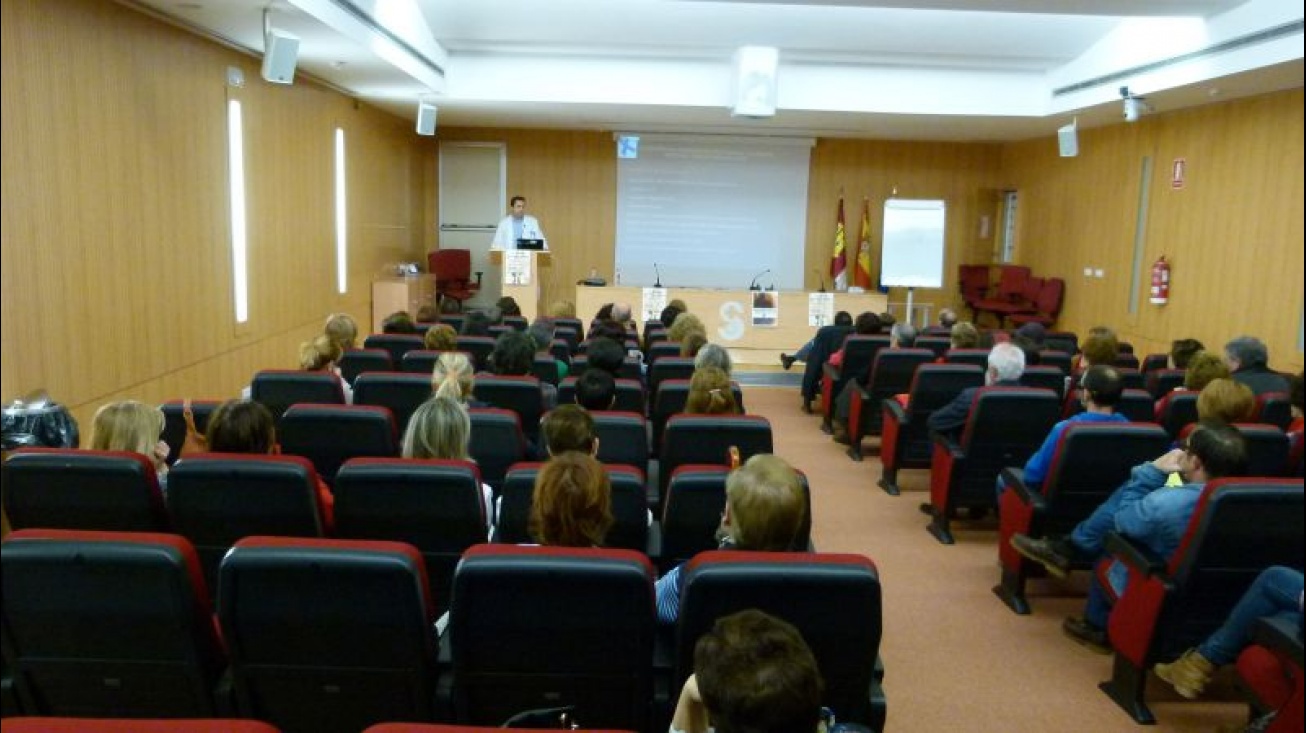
left=371, top=275, right=437, bottom=333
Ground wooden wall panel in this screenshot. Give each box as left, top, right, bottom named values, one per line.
left=1, top=0, right=429, bottom=430
left=1002, top=89, right=1303, bottom=372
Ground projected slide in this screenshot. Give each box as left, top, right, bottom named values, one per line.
left=881, top=199, right=946, bottom=289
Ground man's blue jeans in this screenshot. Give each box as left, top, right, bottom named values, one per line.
left=1197, top=565, right=1303, bottom=665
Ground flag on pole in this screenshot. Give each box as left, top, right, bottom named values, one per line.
left=831, top=195, right=848, bottom=291
left=854, top=197, right=873, bottom=289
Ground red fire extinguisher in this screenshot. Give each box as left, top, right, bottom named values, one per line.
left=1150, top=256, right=1170, bottom=305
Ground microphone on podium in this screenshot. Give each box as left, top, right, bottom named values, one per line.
left=812, top=268, right=827, bottom=293
left=749, top=269, right=771, bottom=291
left=653, top=263, right=663, bottom=288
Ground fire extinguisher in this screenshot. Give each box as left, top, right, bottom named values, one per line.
left=1150, top=255, right=1170, bottom=305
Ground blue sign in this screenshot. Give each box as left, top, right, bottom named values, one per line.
left=617, top=135, right=640, bottom=159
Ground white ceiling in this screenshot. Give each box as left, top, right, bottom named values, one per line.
left=126, top=0, right=1303, bottom=141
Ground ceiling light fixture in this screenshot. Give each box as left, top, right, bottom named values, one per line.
left=1119, top=86, right=1151, bottom=123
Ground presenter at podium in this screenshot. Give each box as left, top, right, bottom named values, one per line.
left=491, top=195, right=548, bottom=250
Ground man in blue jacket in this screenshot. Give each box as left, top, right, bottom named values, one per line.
left=1011, top=423, right=1248, bottom=653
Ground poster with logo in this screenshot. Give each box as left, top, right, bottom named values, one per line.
left=504, top=250, right=532, bottom=285
left=642, top=287, right=667, bottom=323
left=751, top=290, right=778, bottom=326
left=808, top=292, right=835, bottom=327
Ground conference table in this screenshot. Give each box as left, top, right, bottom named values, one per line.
left=575, top=286, right=888, bottom=365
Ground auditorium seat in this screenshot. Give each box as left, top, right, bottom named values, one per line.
left=879, top=364, right=985, bottom=495
left=675, top=550, right=885, bottom=732
left=1037, top=350, right=1072, bottom=375
left=161, top=399, right=221, bottom=464
left=650, top=379, right=745, bottom=451
left=1007, top=277, right=1066, bottom=329
left=219, top=537, right=438, bottom=733
left=1234, top=423, right=1292, bottom=477
left=590, top=410, right=651, bottom=474
left=401, top=349, right=466, bottom=375
left=558, top=376, right=645, bottom=415
left=468, top=408, right=529, bottom=492
left=1044, top=332, right=1079, bottom=355
left=333, top=457, right=488, bottom=616
left=1155, top=390, right=1200, bottom=440
left=339, top=348, right=393, bottom=385
left=531, top=354, right=562, bottom=385
left=647, top=341, right=682, bottom=365
left=1254, top=392, right=1294, bottom=431
left=363, top=334, right=426, bottom=368
left=1141, top=353, right=1169, bottom=373
left=166, top=453, right=326, bottom=587
left=659, top=415, right=773, bottom=509
left=846, top=348, right=935, bottom=460
left=249, top=370, right=346, bottom=428
left=2, top=448, right=169, bottom=532
left=353, top=371, right=434, bottom=434
left=445, top=545, right=655, bottom=730
left=494, top=463, right=653, bottom=554
left=1145, top=368, right=1187, bottom=399
left=994, top=422, right=1170, bottom=614
left=1234, top=617, right=1303, bottom=733
left=1020, top=365, right=1068, bottom=399
left=1, top=530, right=226, bottom=718
left=472, top=375, right=546, bottom=441
left=1099, top=478, right=1304, bottom=724
left=455, top=336, right=496, bottom=371
left=944, top=347, right=990, bottom=370
left=1114, top=352, right=1141, bottom=370
left=925, top=387, right=1061, bottom=544
left=277, top=403, right=399, bottom=486
left=821, top=335, right=890, bottom=431
left=1062, top=387, right=1156, bottom=423
left=2, top=719, right=280, bottom=733
left=914, top=335, right=951, bottom=358
left=503, top=315, right=528, bottom=332
left=648, top=356, right=696, bottom=399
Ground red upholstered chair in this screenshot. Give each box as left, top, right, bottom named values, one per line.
left=1141, top=353, right=1170, bottom=373
left=1234, top=617, right=1303, bottom=733
left=3, top=719, right=280, bottom=733
left=1098, top=478, right=1304, bottom=724
left=353, top=371, right=434, bottom=434
left=1, top=530, right=226, bottom=718
left=590, top=410, right=651, bottom=474
left=559, top=376, right=646, bottom=415
left=249, top=370, right=347, bottom=429
left=161, top=399, right=222, bottom=464
left=1254, top=392, right=1294, bottom=431
left=821, top=335, right=890, bottom=431
left=472, top=375, right=546, bottom=442
left=2, top=448, right=169, bottom=532
left=468, top=408, right=529, bottom=492
left=648, top=356, right=696, bottom=400
left=364, top=726, right=628, bottom=733
left=659, top=415, right=773, bottom=504
left=1020, top=365, right=1068, bottom=399
left=973, top=265, right=1034, bottom=325
left=879, top=364, right=985, bottom=495
left=1062, top=387, right=1156, bottom=423
left=1155, top=390, right=1200, bottom=440
left=494, top=463, right=652, bottom=554
left=1145, top=368, right=1187, bottom=399
left=1008, top=277, right=1066, bottom=329
left=446, top=545, right=656, bottom=730
left=338, top=348, right=393, bottom=385
left=219, top=537, right=438, bottom=733
left=277, top=403, right=399, bottom=486
left=650, top=379, right=743, bottom=452
left=427, top=249, right=481, bottom=311
left=846, top=348, right=935, bottom=460
left=1233, top=423, right=1292, bottom=477
left=1037, top=350, right=1073, bottom=375
left=944, top=347, right=990, bottom=369
left=363, top=334, right=426, bottom=367
left=994, top=423, right=1170, bottom=614
left=924, top=387, right=1061, bottom=544
left=958, top=264, right=992, bottom=316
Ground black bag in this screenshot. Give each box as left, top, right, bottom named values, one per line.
left=2, top=397, right=79, bottom=451
left=501, top=705, right=580, bottom=729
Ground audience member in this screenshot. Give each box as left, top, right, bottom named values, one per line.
left=574, top=369, right=617, bottom=411
left=540, top=404, right=598, bottom=456
left=423, top=323, right=458, bottom=352
left=204, top=398, right=333, bottom=529
left=949, top=321, right=981, bottom=350
left=1011, top=423, right=1248, bottom=653
left=781, top=310, right=852, bottom=371
left=891, top=321, right=918, bottom=348
left=686, top=366, right=740, bottom=415
left=1289, top=372, right=1304, bottom=434
left=1154, top=565, right=1303, bottom=702
left=1182, top=351, right=1231, bottom=391
left=402, top=395, right=493, bottom=531
left=593, top=303, right=615, bottom=322
left=546, top=300, right=576, bottom=319
left=661, top=304, right=685, bottom=329
left=430, top=352, right=481, bottom=406
left=656, top=454, right=807, bottom=624
left=323, top=312, right=359, bottom=351
left=586, top=336, right=627, bottom=379
left=610, top=302, right=634, bottom=326
left=927, top=342, right=1026, bottom=438
left=528, top=318, right=568, bottom=382
left=495, top=296, right=522, bottom=318
left=460, top=310, right=492, bottom=336
left=1015, top=322, right=1047, bottom=349
left=671, top=609, right=825, bottom=733
left=488, top=330, right=557, bottom=410
left=827, top=312, right=883, bottom=370
left=922, top=307, right=959, bottom=335
left=668, top=298, right=688, bottom=313
left=415, top=304, right=440, bottom=323
left=528, top=451, right=613, bottom=547
left=878, top=311, right=896, bottom=329
left=1169, top=338, right=1205, bottom=369
left=829, top=320, right=917, bottom=443
left=590, top=319, right=629, bottom=343
left=680, top=331, right=708, bottom=358
left=668, top=312, right=707, bottom=343
left=382, top=311, right=418, bottom=334
left=1011, top=335, right=1042, bottom=367
left=300, top=334, right=353, bottom=403
left=694, top=343, right=733, bottom=376
left=1196, top=378, right=1257, bottom=426
left=1076, top=326, right=1119, bottom=371
left=1224, top=336, right=1290, bottom=395
left=90, top=400, right=169, bottom=482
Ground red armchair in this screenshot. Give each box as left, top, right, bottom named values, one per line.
left=427, top=249, right=482, bottom=311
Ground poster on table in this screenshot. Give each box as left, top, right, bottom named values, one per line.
left=504, top=251, right=532, bottom=286
left=751, top=290, right=779, bottom=326
left=642, top=287, right=668, bottom=323
left=808, top=292, right=835, bottom=327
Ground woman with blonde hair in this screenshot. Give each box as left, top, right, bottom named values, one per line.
left=423, top=323, right=458, bottom=352
left=529, top=451, right=613, bottom=547
left=686, top=366, right=740, bottom=415
left=546, top=300, right=577, bottom=319
left=1183, top=351, right=1231, bottom=392
left=90, top=400, right=169, bottom=480
left=323, top=312, right=359, bottom=351
left=667, top=312, right=707, bottom=344
left=431, top=352, right=486, bottom=406
left=1196, top=378, right=1257, bottom=426
left=402, top=395, right=493, bottom=530
left=300, top=334, right=353, bottom=403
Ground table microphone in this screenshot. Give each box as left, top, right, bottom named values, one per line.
left=654, top=263, right=663, bottom=288
left=812, top=268, right=827, bottom=293
left=749, top=269, right=771, bottom=291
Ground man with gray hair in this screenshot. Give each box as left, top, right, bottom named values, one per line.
left=924, top=308, right=958, bottom=335
left=890, top=321, right=918, bottom=348
left=610, top=302, right=633, bottom=326
left=694, top=343, right=733, bottom=376
left=926, top=341, right=1026, bottom=438
left=1223, top=336, right=1289, bottom=395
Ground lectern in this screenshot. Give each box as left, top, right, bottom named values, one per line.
left=489, top=249, right=550, bottom=321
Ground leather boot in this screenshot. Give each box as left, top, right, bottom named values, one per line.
left=1153, top=648, right=1215, bottom=699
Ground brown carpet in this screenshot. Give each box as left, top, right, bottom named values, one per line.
left=744, top=385, right=1250, bottom=733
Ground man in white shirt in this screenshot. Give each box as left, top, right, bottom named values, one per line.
left=491, top=195, right=547, bottom=250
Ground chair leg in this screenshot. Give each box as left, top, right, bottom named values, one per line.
left=992, top=565, right=1031, bottom=615
left=878, top=467, right=900, bottom=496
left=1098, top=653, right=1155, bottom=725
left=923, top=504, right=955, bottom=544
left=847, top=442, right=863, bottom=462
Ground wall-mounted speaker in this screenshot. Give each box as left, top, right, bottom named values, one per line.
left=261, top=29, right=300, bottom=85
left=1058, top=119, right=1079, bottom=158
left=730, top=46, right=779, bottom=118
left=416, top=102, right=438, bottom=136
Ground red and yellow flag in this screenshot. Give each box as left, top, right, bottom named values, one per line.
left=855, top=197, right=873, bottom=289
left=830, top=196, right=848, bottom=291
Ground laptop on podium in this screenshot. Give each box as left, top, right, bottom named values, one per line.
left=516, top=238, right=546, bottom=251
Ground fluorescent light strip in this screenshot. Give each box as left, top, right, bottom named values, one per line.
left=227, top=100, right=249, bottom=323
left=335, top=127, right=348, bottom=294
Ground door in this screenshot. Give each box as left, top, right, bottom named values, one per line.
left=439, top=142, right=505, bottom=309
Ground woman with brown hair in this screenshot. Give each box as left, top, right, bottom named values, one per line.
left=685, top=366, right=740, bottom=415
left=528, top=451, right=613, bottom=547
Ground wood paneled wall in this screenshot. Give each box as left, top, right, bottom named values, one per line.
left=1, top=0, right=430, bottom=429
left=1002, top=89, right=1304, bottom=372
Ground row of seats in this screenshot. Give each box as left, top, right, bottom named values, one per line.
left=2, top=532, right=885, bottom=733
left=2, top=719, right=623, bottom=733
left=960, top=264, right=1067, bottom=328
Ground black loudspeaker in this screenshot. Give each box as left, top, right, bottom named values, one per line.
left=416, top=103, right=438, bottom=136
left=261, top=29, right=299, bottom=85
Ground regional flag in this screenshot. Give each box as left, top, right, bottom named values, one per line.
left=854, top=197, right=873, bottom=289
left=831, top=196, right=848, bottom=291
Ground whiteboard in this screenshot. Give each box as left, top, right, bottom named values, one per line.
left=881, top=199, right=945, bottom=288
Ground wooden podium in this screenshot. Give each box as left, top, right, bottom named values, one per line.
left=489, top=249, right=550, bottom=321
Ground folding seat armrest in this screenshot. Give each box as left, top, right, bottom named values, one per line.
left=645, top=521, right=663, bottom=561
left=856, top=382, right=872, bottom=399
left=883, top=398, right=908, bottom=423
left=823, top=362, right=843, bottom=381
left=1252, top=616, right=1303, bottom=666
left=1001, top=467, right=1044, bottom=509
left=930, top=430, right=964, bottom=458
left=1106, top=531, right=1167, bottom=576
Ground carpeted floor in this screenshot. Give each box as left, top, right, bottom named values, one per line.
left=743, top=385, right=1251, bottom=733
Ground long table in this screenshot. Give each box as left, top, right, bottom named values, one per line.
left=575, top=286, right=888, bottom=365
